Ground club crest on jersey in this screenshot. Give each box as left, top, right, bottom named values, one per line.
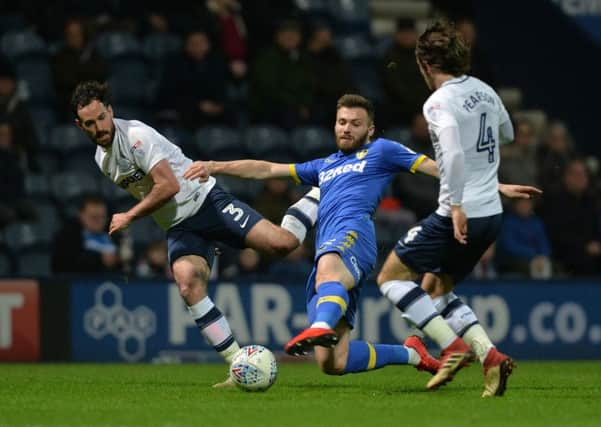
left=356, top=149, right=368, bottom=160
left=130, top=140, right=145, bottom=157
left=117, top=158, right=133, bottom=173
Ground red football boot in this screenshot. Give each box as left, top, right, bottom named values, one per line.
left=426, top=337, right=474, bottom=390
left=482, top=347, right=515, bottom=397
left=284, top=327, right=338, bottom=356
left=404, top=335, right=441, bottom=375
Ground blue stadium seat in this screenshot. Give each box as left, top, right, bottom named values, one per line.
left=216, top=175, right=261, bottom=203
left=143, top=32, right=181, bottom=63
left=195, top=126, right=244, bottom=160
left=25, top=174, right=51, bottom=198
left=30, top=107, right=57, bottom=146
left=109, top=73, right=153, bottom=106
left=291, top=126, right=333, bottom=161
left=127, top=216, right=164, bottom=248
left=49, top=124, right=90, bottom=153
left=100, top=178, right=130, bottom=204
left=63, top=146, right=99, bottom=173
left=0, top=30, right=46, bottom=60
left=328, top=0, right=370, bottom=35
left=18, top=249, right=52, bottom=276
left=381, top=127, right=411, bottom=144
left=3, top=222, right=54, bottom=252
left=34, top=200, right=61, bottom=235
left=36, top=150, right=61, bottom=175
left=244, top=125, right=291, bottom=160
left=15, top=55, right=55, bottom=104
left=334, top=35, right=374, bottom=60
left=51, top=171, right=100, bottom=204
left=349, top=60, right=384, bottom=103
left=0, top=250, right=14, bottom=275
left=95, top=31, right=142, bottom=60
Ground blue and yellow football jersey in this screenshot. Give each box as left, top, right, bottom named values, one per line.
left=291, top=137, right=425, bottom=252
left=291, top=137, right=426, bottom=327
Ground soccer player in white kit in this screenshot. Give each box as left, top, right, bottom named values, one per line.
left=376, top=21, right=541, bottom=397
left=71, top=81, right=319, bottom=387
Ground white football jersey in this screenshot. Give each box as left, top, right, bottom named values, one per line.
left=95, top=118, right=216, bottom=230
left=423, top=75, right=510, bottom=218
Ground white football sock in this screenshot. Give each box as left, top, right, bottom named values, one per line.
left=462, top=324, right=494, bottom=364
left=281, top=187, right=319, bottom=244
left=406, top=347, right=421, bottom=366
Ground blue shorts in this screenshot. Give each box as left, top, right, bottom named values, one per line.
left=166, top=185, right=263, bottom=266
left=394, top=212, right=502, bottom=284
left=306, top=222, right=377, bottom=329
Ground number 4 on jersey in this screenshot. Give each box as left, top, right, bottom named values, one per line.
left=476, top=113, right=496, bottom=163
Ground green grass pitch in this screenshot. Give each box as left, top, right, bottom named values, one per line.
left=1, top=362, right=600, bottom=427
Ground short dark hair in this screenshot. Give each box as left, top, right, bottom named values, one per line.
left=416, top=20, right=470, bottom=76
left=336, top=94, right=375, bottom=123
left=70, top=81, right=111, bottom=119
left=78, top=193, right=107, bottom=212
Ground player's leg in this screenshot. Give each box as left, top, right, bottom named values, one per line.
left=284, top=252, right=355, bottom=355
left=377, top=251, right=472, bottom=388
left=425, top=214, right=514, bottom=396
left=314, top=319, right=439, bottom=376
left=167, top=226, right=240, bottom=388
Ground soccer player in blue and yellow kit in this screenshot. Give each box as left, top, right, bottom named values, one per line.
left=184, top=94, right=442, bottom=376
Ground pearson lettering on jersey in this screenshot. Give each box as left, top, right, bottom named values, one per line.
left=318, top=160, right=367, bottom=184
left=462, top=90, right=496, bottom=113
left=118, top=169, right=146, bottom=189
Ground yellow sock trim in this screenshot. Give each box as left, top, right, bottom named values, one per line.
left=316, top=296, right=348, bottom=312
left=367, top=342, right=377, bottom=370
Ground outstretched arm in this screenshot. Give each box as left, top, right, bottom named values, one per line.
left=183, top=159, right=292, bottom=181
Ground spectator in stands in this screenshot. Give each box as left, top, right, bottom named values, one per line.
left=221, top=247, right=264, bottom=279
left=380, top=18, right=429, bottom=127
left=537, top=120, right=576, bottom=193
left=206, top=0, right=248, bottom=80
left=305, top=21, right=354, bottom=126
left=50, top=18, right=109, bottom=122
left=456, top=17, right=497, bottom=87
left=0, top=55, right=40, bottom=172
left=499, top=118, right=539, bottom=186
left=248, top=19, right=312, bottom=129
left=157, top=28, right=230, bottom=129
left=540, top=158, right=601, bottom=276
left=392, top=113, right=439, bottom=219
left=0, top=119, right=36, bottom=229
left=136, top=240, right=172, bottom=279
left=496, top=198, right=552, bottom=278
left=51, top=194, right=121, bottom=274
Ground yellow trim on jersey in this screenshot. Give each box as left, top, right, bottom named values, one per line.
left=367, top=342, right=377, bottom=370
left=316, top=296, right=348, bottom=313
left=289, top=164, right=301, bottom=185
left=409, top=155, right=427, bottom=173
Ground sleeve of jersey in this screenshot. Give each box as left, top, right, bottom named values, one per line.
left=438, top=126, right=465, bottom=206
left=379, top=139, right=426, bottom=173
left=290, top=159, right=321, bottom=186
left=129, top=128, right=167, bottom=173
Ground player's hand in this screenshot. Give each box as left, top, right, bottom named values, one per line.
left=109, top=212, right=133, bottom=235
left=499, top=183, right=543, bottom=199
left=451, top=205, right=468, bottom=245
left=183, top=161, right=212, bottom=182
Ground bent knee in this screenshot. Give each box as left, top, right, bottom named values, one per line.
left=172, top=258, right=209, bottom=299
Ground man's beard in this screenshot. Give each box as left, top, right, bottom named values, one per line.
left=336, top=130, right=369, bottom=154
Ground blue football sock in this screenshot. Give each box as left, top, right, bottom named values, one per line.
left=344, top=341, right=410, bottom=374
left=312, top=281, right=349, bottom=329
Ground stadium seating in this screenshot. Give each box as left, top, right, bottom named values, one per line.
left=18, top=249, right=51, bottom=276
left=381, top=126, right=411, bottom=144
left=49, top=124, right=90, bottom=153
left=0, top=29, right=46, bottom=60
left=328, top=0, right=371, bottom=35
left=195, top=126, right=244, bottom=160
left=95, top=31, right=142, bottom=60
left=291, top=126, right=333, bottom=160
left=51, top=171, right=100, bottom=205
left=30, top=107, right=58, bottom=146
left=3, top=222, right=54, bottom=252
left=244, top=125, right=292, bottom=161
left=14, top=55, right=55, bottom=104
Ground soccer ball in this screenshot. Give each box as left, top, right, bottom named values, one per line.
left=229, top=345, right=278, bottom=391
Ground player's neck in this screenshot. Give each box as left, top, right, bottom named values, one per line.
left=432, top=72, right=458, bottom=90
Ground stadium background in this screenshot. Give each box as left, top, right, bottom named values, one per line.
left=1, top=0, right=600, bottom=364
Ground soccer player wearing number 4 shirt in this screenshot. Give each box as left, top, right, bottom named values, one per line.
left=377, top=20, right=542, bottom=397
left=71, top=81, right=320, bottom=387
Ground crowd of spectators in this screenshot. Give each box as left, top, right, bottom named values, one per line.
left=0, top=1, right=600, bottom=280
